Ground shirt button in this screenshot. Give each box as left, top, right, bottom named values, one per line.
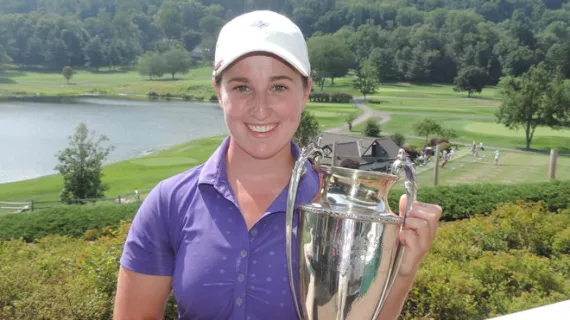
left=236, top=297, right=243, bottom=306
left=240, top=249, right=248, bottom=258
left=238, top=273, right=246, bottom=282
left=251, top=229, right=258, bottom=236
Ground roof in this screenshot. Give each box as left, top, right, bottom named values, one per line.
left=317, top=132, right=401, bottom=166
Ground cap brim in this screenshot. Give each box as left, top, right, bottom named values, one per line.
left=213, top=42, right=309, bottom=78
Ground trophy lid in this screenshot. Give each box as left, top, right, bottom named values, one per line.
left=297, top=203, right=403, bottom=225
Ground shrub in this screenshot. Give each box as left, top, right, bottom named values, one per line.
left=403, top=146, right=419, bottom=160
left=0, top=204, right=140, bottom=242
left=388, top=180, right=570, bottom=221
left=401, top=202, right=570, bottom=319
left=309, top=92, right=353, bottom=103
left=330, top=92, right=352, bottom=103
left=363, top=119, right=380, bottom=137
left=390, top=132, right=406, bottom=147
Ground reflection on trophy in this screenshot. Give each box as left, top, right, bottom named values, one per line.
left=286, top=137, right=418, bottom=320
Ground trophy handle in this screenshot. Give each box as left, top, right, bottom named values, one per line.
left=374, top=150, right=419, bottom=316
left=286, top=137, right=324, bottom=320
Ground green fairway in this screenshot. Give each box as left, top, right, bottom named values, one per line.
left=412, top=149, right=570, bottom=187
left=464, top=122, right=570, bottom=138
left=365, top=97, right=499, bottom=116
left=375, top=115, right=570, bottom=152
left=0, top=67, right=216, bottom=98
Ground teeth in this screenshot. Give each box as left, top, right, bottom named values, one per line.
left=248, top=124, right=276, bottom=133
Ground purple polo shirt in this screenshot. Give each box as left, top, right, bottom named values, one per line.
left=120, top=136, right=319, bottom=319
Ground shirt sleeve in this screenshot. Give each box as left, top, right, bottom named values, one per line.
left=119, top=181, right=175, bottom=276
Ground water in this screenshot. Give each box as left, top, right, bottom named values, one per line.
left=0, top=97, right=228, bottom=184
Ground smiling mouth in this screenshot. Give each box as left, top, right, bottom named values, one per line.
left=247, top=123, right=277, bottom=133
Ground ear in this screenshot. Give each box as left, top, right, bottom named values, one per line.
left=212, top=78, right=222, bottom=106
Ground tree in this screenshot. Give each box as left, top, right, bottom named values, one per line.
left=364, top=119, right=381, bottom=137
left=55, top=123, right=114, bottom=204
left=413, top=119, right=443, bottom=144
left=294, top=110, right=321, bottom=148
left=496, top=63, right=570, bottom=149
left=83, top=36, right=106, bottom=71
left=162, top=47, right=192, bottom=79
left=352, top=59, right=379, bottom=99
left=62, top=66, right=74, bottom=84
left=346, top=112, right=357, bottom=131
left=182, top=30, right=202, bottom=52
left=137, top=51, right=164, bottom=79
left=454, top=66, right=488, bottom=97
left=307, top=34, right=354, bottom=89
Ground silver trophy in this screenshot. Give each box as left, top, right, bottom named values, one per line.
left=286, top=137, right=418, bottom=320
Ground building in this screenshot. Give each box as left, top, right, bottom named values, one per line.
left=317, top=132, right=401, bottom=172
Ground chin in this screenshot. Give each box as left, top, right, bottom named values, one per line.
left=241, top=141, right=289, bottom=160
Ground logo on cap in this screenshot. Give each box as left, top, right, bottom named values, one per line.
left=251, top=20, right=269, bottom=30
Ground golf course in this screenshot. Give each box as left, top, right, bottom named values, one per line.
left=1, top=67, right=569, bottom=210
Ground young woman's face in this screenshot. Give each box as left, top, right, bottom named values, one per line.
left=214, top=53, right=311, bottom=160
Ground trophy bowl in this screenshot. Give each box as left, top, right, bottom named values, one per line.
left=285, top=138, right=417, bottom=320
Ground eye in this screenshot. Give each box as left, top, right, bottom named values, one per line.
left=234, top=85, right=249, bottom=92
left=272, top=85, right=287, bottom=92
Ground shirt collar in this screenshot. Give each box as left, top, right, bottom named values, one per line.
left=198, top=136, right=318, bottom=206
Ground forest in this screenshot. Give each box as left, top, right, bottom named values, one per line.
left=0, top=0, right=570, bottom=84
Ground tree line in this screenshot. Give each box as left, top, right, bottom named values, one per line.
left=0, top=0, right=569, bottom=85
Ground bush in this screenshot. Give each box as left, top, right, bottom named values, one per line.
left=403, top=146, right=419, bottom=160
left=0, top=204, right=140, bottom=242
left=390, top=132, right=406, bottom=147
left=1, top=203, right=568, bottom=319
left=363, top=119, right=380, bottom=137
left=330, top=92, right=352, bottom=103
left=388, top=180, right=570, bottom=221
left=400, top=202, right=570, bottom=320
left=309, top=92, right=353, bottom=103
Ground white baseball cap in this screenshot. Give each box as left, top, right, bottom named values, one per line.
left=213, top=10, right=310, bottom=78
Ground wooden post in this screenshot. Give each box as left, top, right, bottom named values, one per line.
left=434, top=145, right=440, bottom=186
left=30, top=200, right=34, bottom=212
left=548, top=149, right=558, bottom=180
left=332, top=142, right=338, bottom=166
left=117, top=195, right=121, bottom=204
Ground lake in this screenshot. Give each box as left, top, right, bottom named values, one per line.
left=0, top=97, right=228, bottom=184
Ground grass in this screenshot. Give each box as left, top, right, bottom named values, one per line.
left=359, top=114, right=570, bottom=153
left=365, top=97, right=499, bottom=116
left=411, top=148, right=570, bottom=187
left=0, top=67, right=216, bottom=98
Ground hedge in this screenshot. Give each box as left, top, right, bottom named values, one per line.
left=0, top=203, right=139, bottom=242
left=388, top=180, right=570, bottom=221
left=1, top=180, right=568, bottom=242
left=309, top=92, right=353, bottom=103
left=0, top=202, right=568, bottom=319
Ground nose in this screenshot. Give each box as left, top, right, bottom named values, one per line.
left=250, top=92, right=271, bottom=120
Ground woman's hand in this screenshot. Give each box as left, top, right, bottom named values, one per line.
left=397, top=194, right=442, bottom=277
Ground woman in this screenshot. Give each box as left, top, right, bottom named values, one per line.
left=114, top=10, right=442, bottom=320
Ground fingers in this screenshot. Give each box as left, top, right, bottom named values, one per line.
left=399, top=217, right=432, bottom=253
left=399, top=194, right=442, bottom=241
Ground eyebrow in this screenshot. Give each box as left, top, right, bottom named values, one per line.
left=226, top=75, right=295, bottom=83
